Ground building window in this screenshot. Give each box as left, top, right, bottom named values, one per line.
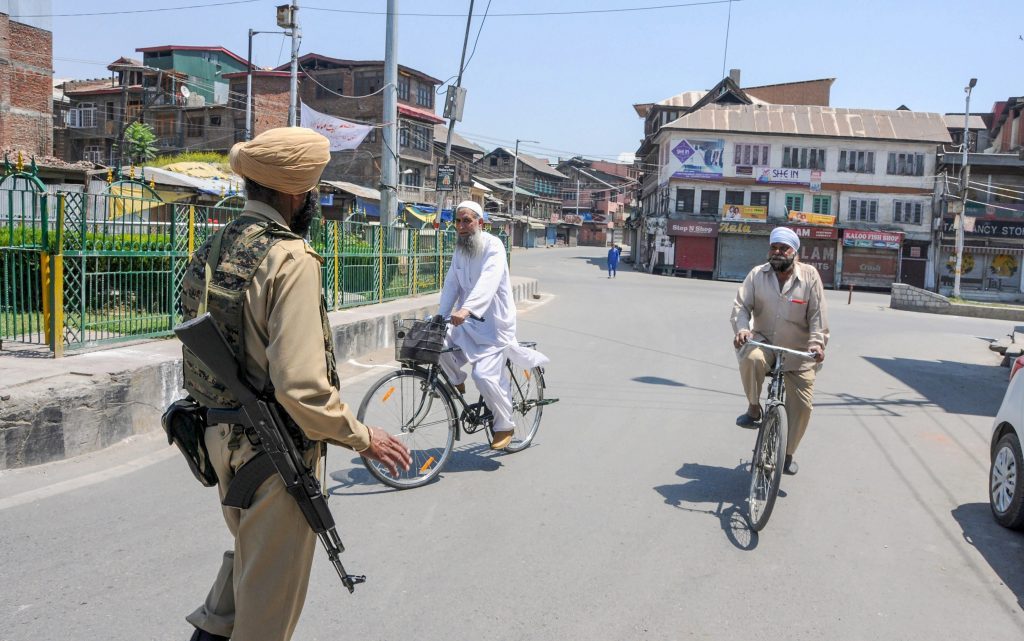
left=315, top=74, right=344, bottom=99
left=397, top=76, right=410, bottom=101
left=186, top=114, right=204, bottom=137
left=811, top=195, right=831, bottom=215
left=785, top=193, right=804, bottom=213
left=82, top=145, right=104, bottom=163
left=894, top=200, right=923, bottom=224
left=838, top=150, right=875, bottom=173
left=734, top=143, right=769, bottom=166
left=67, top=103, right=96, bottom=128
left=562, top=191, right=575, bottom=201
left=402, top=167, right=422, bottom=187
left=210, top=115, right=221, bottom=127
left=699, top=189, right=720, bottom=215
left=886, top=152, right=925, bottom=176
left=490, top=156, right=498, bottom=167
left=365, top=128, right=377, bottom=143
left=411, top=124, right=430, bottom=151
left=354, top=70, right=384, bottom=96
left=782, top=146, right=826, bottom=170
left=750, top=191, right=770, bottom=208
left=502, top=155, right=510, bottom=166
left=675, top=188, right=695, bottom=213
left=725, top=190, right=744, bottom=205
left=399, top=126, right=409, bottom=147
left=416, top=84, right=433, bottom=108
left=848, top=198, right=878, bottom=222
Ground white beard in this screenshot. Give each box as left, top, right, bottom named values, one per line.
left=456, top=229, right=485, bottom=258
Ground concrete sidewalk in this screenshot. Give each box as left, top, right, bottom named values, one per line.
left=0, top=277, right=540, bottom=470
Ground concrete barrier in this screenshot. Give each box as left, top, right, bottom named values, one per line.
left=0, top=277, right=539, bottom=470
left=891, top=283, right=1024, bottom=321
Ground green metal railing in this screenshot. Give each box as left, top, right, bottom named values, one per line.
left=1, top=186, right=508, bottom=355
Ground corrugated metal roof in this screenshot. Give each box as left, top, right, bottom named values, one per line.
left=322, top=180, right=381, bottom=201
left=494, top=148, right=568, bottom=179
left=434, top=125, right=485, bottom=153
left=664, top=104, right=952, bottom=143
left=942, top=114, right=987, bottom=130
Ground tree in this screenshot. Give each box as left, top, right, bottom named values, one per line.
left=121, top=121, right=158, bottom=165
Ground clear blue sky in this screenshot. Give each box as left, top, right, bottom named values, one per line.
left=16, top=0, right=1024, bottom=163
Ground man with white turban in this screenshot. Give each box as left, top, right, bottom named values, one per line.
left=182, top=127, right=409, bottom=641
left=437, top=201, right=549, bottom=450
left=730, top=226, right=829, bottom=475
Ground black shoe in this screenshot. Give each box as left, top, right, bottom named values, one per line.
left=190, top=628, right=229, bottom=641
left=735, top=413, right=762, bottom=429
left=784, top=455, right=798, bottom=476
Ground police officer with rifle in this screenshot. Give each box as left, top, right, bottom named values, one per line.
left=169, top=127, right=410, bottom=641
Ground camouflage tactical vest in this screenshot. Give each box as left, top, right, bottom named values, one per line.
left=180, top=215, right=340, bottom=422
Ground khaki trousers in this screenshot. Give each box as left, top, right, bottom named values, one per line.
left=187, top=424, right=318, bottom=641
left=739, top=346, right=816, bottom=457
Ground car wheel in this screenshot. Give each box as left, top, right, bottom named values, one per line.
left=990, top=432, right=1024, bottom=530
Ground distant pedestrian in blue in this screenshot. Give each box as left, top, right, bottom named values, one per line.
left=607, top=244, right=621, bottom=278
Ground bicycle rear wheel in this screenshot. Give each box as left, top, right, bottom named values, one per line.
left=503, top=365, right=545, bottom=453
left=748, top=404, right=788, bottom=531
left=357, top=368, right=457, bottom=489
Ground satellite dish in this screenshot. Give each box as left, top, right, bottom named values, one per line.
left=180, top=86, right=191, bottom=99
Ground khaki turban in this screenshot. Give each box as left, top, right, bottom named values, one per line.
left=229, top=127, right=330, bottom=195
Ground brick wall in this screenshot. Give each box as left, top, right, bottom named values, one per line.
left=745, top=79, right=833, bottom=107
left=0, top=14, right=54, bottom=157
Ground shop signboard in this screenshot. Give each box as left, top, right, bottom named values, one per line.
left=665, top=138, right=725, bottom=180
left=722, top=204, right=767, bottom=221
left=787, top=211, right=836, bottom=227
left=788, top=225, right=839, bottom=240
left=755, top=167, right=810, bottom=185
left=561, top=213, right=583, bottom=225
left=667, top=220, right=718, bottom=237
left=719, top=221, right=771, bottom=235
left=842, top=229, right=903, bottom=250
left=942, top=217, right=1024, bottom=238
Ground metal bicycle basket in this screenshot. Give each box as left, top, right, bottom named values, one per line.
left=394, top=318, right=447, bottom=364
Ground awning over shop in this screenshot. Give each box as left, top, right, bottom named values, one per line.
left=404, top=204, right=437, bottom=223
left=528, top=221, right=546, bottom=230
left=939, top=245, right=1024, bottom=255
left=321, top=180, right=381, bottom=201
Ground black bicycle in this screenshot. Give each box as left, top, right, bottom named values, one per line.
left=356, top=318, right=557, bottom=489
left=745, top=340, right=814, bottom=531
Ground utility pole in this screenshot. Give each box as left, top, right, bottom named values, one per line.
left=380, top=0, right=399, bottom=227
left=435, top=0, right=474, bottom=221
left=511, top=138, right=537, bottom=248
left=246, top=28, right=288, bottom=141
left=953, top=77, right=977, bottom=298
left=288, top=0, right=300, bottom=126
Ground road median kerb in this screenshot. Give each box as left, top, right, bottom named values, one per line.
left=0, top=277, right=540, bottom=470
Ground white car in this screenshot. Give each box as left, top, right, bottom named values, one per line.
left=990, top=356, right=1024, bottom=529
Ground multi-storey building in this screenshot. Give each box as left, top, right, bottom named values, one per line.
left=556, top=157, right=637, bottom=246
left=474, top=147, right=567, bottom=247
left=634, top=74, right=951, bottom=289
left=228, top=53, right=444, bottom=207
left=430, top=124, right=485, bottom=210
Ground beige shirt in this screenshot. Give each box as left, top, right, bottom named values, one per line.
left=239, top=200, right=371, bottom=451
left=730, top=260, right=829, bottom=372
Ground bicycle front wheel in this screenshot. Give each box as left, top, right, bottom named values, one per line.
left=503, top=365, right=545, bottom=453
left=748, top=404, right=788, bottom=531
left=357, top=368, right=457, bottom=489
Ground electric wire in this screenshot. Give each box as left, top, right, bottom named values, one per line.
left=304, top=1, right=742, bottom=18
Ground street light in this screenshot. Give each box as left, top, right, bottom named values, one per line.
left=953, top=77, right=977, bottom=298
left=510, top=138, right=538, bottom=248
left=246, top=27, right=288, bottom=141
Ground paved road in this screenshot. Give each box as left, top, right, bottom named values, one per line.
left=2, top=246, right=1023, bottom=641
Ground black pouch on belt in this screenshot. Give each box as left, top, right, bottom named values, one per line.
left=161, top=397, right=219, bottom=487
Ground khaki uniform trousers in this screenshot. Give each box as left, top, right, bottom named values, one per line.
left=739, top=346, right=816, bottom=457
left=187, top=423, right=318, bottom=641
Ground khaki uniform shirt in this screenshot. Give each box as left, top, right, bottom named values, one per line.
left=730, top=260, right=829, bottom=372
left=239, top=200, right=371, bottom=451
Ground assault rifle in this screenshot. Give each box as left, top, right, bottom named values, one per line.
left=174, top=313, right=366, bottom=593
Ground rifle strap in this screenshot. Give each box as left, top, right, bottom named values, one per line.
left=222, top=450, right=277, bottom=509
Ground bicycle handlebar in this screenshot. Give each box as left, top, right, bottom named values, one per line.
left=746, top=340, right=815, bottom=360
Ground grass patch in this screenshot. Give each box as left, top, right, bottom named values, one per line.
left=948, top=296, right=1024, bottom=309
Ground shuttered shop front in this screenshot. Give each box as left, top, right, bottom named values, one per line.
left=667, top=220, right=718, bottom=272
left=716, top=221, right=772, bottom=281
left=790, top=225, right=839, bottom=288
left=841, top=229, right=903, bottom=288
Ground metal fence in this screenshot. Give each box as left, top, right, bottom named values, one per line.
left=1, top=185, right=507, bottom=355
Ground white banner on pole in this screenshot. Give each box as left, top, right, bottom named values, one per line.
left=300, top=103, right=372, bottom=151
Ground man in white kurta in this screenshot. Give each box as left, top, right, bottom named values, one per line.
left=437, top=201, right=547, bottom=450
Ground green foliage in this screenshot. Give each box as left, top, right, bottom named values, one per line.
left=121, top=121, right=159, bottom=165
